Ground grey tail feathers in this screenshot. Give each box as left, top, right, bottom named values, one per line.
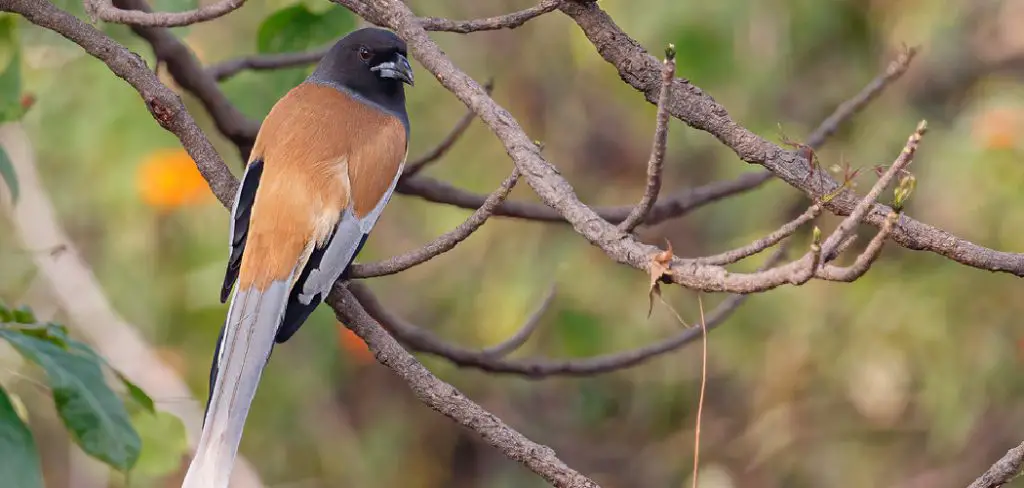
left=182, top=277, right=293, bottom=488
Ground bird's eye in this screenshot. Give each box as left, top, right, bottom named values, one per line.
left=358, top=47, right=372, bottom=61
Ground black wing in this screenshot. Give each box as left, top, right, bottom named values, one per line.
left=220, top=160, right=264, bottom=303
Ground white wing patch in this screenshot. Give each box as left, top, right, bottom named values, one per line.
left=296, top=160, right=405, bottom=305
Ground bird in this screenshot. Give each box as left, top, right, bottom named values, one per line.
left=182, top=27, right=414, bottom=488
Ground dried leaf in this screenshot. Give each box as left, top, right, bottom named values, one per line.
left=648, top=240, right=674, bottom=317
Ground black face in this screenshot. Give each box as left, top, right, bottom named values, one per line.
left=311, top=27, right=414, bottom=104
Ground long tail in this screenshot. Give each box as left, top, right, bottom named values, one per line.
left=182, top=277, right=293, bottom=488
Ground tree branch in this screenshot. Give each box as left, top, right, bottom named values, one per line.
left=618, top=46, right=675, bottom=232
left=111, top=0, right=261, bottom=158
left=349, top=244, right=800, bottom=378
left=398, top=170, right=772, bottom=225
left=0, top=0, right=238, bottom=206
left=328, top=284, right=600, bottom=488
left=417, top=0, right=562, bottom=34
left=968, top=440, right=1024, bottom=488
left=819, top=120, right=927, bottom=262
left=85, top=0, right=246, bottom=27
left=207, top=47, right=328, bottom=82
left=694, top=204, right=821, bottom=266
left=816, top=210, right=898, bottom=282
left=331, top=0, right=925, bottom=296
left=350, top=169, right=520, bottom=278
left=557, top=0, right=1024, bottom=277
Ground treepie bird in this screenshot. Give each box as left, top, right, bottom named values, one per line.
left=182, top=27, right=414, bottom=488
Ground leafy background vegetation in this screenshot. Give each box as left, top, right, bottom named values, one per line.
left=2, top=0, right=1024, bottom=486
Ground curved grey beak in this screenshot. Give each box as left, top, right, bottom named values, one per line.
left=371, top=53, right=414, bottom=86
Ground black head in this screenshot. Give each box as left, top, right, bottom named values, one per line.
left=308, top=28, right=413, bottom=115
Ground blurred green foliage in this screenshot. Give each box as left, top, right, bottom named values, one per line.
left=1, top=0, right=1024, bottom=487
left=0, top=302, right=179, bottom=487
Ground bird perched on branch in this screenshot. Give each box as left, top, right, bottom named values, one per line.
left=182, top=27, right=414, bottom=488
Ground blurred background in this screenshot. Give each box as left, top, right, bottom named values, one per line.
left=3, top=0, right=1024, bottom=486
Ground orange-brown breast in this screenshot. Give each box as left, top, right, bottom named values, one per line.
left=237, top=83, right=407, bottom=290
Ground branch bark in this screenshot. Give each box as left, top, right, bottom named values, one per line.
left=328, top=285, right=600, bottom=488
left=968, top=440, right=1024, bottom=488
left=557, top=1, right=1024, bottom=277
left=85, top=0, right=246, bottom=27
left=0, top=0, right=238, bottom=207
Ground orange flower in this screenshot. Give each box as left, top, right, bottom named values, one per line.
left=136, top=148, right=213, bottom=211
left=336, top=322, right=373, bottom=365
left=972, top=108, right=1019, bottom=150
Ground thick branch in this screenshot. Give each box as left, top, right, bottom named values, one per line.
left=328, top=285, right=600, bottom=488
left=85, top=0, right=245, bottom=27
left=333, top=0, right=920, bottom=295
left=558, top=1, right=1024, bottom=277
left=0, top=0, right=238, bottom=206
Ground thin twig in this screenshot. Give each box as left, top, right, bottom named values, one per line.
left=328, top=285, right=601, bottom=488
left=558, top=2, right=1024, bottom=277
left=351, top=281, right=744, bottom=377
left=208, top=47, right=328, bottom=82
left=349, top=247, right=788, bottom=378
left=84, top=0, right=245, bottom=27
left=816, top=211, right=898, bottom=282
left=694, top=204, right=822, bottom=265
left=480, top=285, right=556, bottom=358
left=403, top=79, right=496, bottom=178
left=418, top=0, right=561, bottom=33
left=968, top=440, right=1024, bottom=488
left=819, top=120, right=927, bottom=262
left=399, top=170, right=773, bottom=225
left=805, top=45, right=919, bottom=147
left=619, top=46, right=675, bottom=232
left=692, top=296, right=707, bottom=488
left=349, top=169, right=520, bottom=278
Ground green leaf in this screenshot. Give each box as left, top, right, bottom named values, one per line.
left=130, top=410, right=188, bottom=477
left=115, top=371, right=155, bottom=414
left=0, top=145, right=16, bottom=204
left=0, top=331, right=141, bottom=471
left=0, top=388, right=43, bottom=488
left=11, top=305, right=33, bottom=324
left=256, top=3, right=355, bottom=54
